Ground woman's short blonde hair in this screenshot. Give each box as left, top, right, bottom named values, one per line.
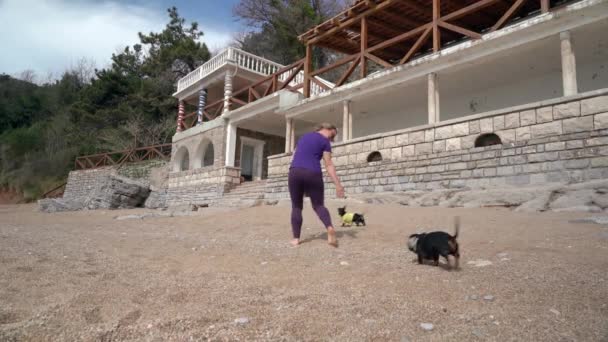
left=315, top=122, right=337, bottom=132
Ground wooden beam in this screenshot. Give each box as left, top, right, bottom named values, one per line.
left=360, top=16, right=368, bottom=79
left=279, top=64, right=304, bottom=90
left=304, top=0, right=397, bottom=45
left=491, top=0, right=527, bottom=32
left=304, top=44, right=313, bottom=97
left=438, top=21, right=481, bottom=39
left=367, top=24, right=430, bottom=54
left=433, top=0, right=441, bottom=52
left=311, top=54, right=358, bottom=77
left=441, top=0, right=503, bottom=22
left=400, top=26, right=432, bottom=64
left=541, top=0, right=549, bottom=13
left=336, top=59, right=360, bottom=86
left=365, top=52, right=393, bottom=69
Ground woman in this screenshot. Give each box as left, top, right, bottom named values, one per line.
left=289, top=123, right=345, bottom=247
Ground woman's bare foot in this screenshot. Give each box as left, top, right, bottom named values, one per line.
left=290, top=239, right=300, bottom=247
left=327, top=227, right=338, bottom=247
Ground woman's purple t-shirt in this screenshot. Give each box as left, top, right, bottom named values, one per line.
left=290, top=132, right=331, bottom=174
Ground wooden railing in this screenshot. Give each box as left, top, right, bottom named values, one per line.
left=74, top=144, right=172, bottom=170
left=41, top=182, right=67, bottom=199
left=181, top=99, right=225, bottom=131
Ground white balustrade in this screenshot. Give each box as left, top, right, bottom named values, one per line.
left=176, top=47, right=334, bottom=97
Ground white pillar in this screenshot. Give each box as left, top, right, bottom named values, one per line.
left=560, top=31, right=578, bottom=96
left=223, top=72, right=233, bottom=114
left=290, top=120, right=296, bottom=152
left=342, top=100, right=351, bottom=142
left=428, top=73, right=440, bottom=124
left=225, top=121, right=237, bottom=167
left=348, top=109, right=353, bottom=141
left=285, top=118, right=292, bottom=153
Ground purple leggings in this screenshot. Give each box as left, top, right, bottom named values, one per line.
left=288, top=168, right=333, bottom=239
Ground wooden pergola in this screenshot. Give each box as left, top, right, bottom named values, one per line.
left=299, top=0, right=561, bottom=97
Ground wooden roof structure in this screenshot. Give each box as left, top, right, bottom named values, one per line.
left=297, top=0, right=564, bottom=96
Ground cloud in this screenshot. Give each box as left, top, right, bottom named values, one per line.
left=0, top=0, right=234, bottom=80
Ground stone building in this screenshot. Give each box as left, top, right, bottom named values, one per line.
left=68, top=0, right=608, bottom=208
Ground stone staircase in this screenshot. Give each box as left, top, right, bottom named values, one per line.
left=212, top=180, right=268, bottom=208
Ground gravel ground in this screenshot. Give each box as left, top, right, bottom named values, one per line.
left=1, top=203, right=607, bottom=341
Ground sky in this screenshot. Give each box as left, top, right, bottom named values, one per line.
left=0, top=0, right=246, bottom=81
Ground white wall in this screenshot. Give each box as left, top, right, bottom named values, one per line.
left=574, top=19, right=608, bottom=93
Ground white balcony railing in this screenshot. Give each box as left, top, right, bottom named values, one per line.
left=176, top=47, right=332, bottom=97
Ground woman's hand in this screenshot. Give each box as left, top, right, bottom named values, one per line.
left=336, top=184, right=345, bottom=198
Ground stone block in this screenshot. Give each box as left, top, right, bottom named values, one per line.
left=493, top=116, right=505, bottom=130
left=497, top=129, right=516, bottom=143
left=453, top=123, right=469, bottom=137
left=585, top=136, right=608, bottom=146
left=446, top=138, right=461, bottom=151
left=435, top=126, right=453, bottom=140
left=505, top=113, right=520, bottom=129
left=428, top=165, right=446, bottom=173
left=566, top=140, right=584, bottom=149
left=410, top=131, right=425, bottom=143
left=520, top=110, right=536, bottom=126
left=391, top=147, right=402, bottom=159
left=531, top=121, right=562, bottom=139
left=461, top=135, right=476, bottom=149
left=396, top=133, right=409, bottom=146
left=528, top=152, right=559, bottom=163
left=415, top=143, right=433, bottom=155
left=403, top=145, right=415, bottom=156
left=594, top=112, right=608, bottom=130
left=581, top=95, right=608, bottom=116
left=536, top=107, right=553, bottom=123
left=480, top=118, right=493, bottom=133
left=563, top=116, right=593, bottom=134
left=565, top=159, right=590, bottom=169
left=516, top=126, right=531, bottom=141
left=448, top=162, right=467, bottom=171
left=553, top=102, right=580, bottom=119
left=425, top=129, right=435, bottom=142
left=545, top=142, right=566, bottom=151
left=591, top=157, right=608, bottom=167
left=497, top=166, right=515, bottom=176
left=433, top=140, right=446, bottom=152
left=383, top=136, right=397, bottom=149
left=469, top=120, right=481, bottom=134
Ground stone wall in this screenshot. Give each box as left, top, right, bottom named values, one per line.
left=235, top=128, right=285, bottom=179
left=165, top=166, right=241, bottom=206
left=63, top=168, right=116, bottom=200
left=265, top=93, right=608, bottom=199
left=117, top=160, right=168, bottom=186
left=171, top=123, right=226, bottom=172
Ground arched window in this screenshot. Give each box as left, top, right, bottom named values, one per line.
left=475, top=133, right=502, bottom=148
left=367, top=151, right=383, bottom=163
left=193, top=139, right=215, bottom=169
left=203, top=143, right=214, bottom=167
left=173, top=146, right=190, bottom=172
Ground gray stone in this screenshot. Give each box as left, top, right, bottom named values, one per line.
left=144, top=189, right=167, bottom=209
left=483, top=295, right=495, bottom=301
left=409, top=131, right=425, bottom=144
left=549, top=189, right=595, bottom=211
left=234, top=317, right=250, bottom=325
left=85, top=175, right=150, bottom=210
left=493, top=116, right=505, bottom=130
left=446, top=138, right=461, bottom=151
left=536, top=107, right=553, bottom=123
left=505, top=113, right=520, bottom=129
left=581, top=95, right=608, bottom=115
left=531, top=121, right=562, bottom=139
left=594, top=112, right=608, bottom=129
left=563, top=116, right=593, bottom=134
left=520, top=110, right=536, bottom=126
left=453, top=122, right=469, bottom=137
left=420, top=323, right=434, bottom=331
left=433, top=140, right=446, bottom=153
left=469, top=120, right=481, bottom=134
left=38, top=198, right=84, bottom=213
left=515, top=192, right=552, bottom=212
left=516, top=126, right=531, bottom=141
left=553, top=102, right=580, bottom=119
left=480, top=118, right=493, bottom=133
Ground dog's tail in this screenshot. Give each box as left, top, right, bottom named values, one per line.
left=453, top=216, right=460, bottom=239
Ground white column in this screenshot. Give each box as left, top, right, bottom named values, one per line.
left=428, top=73, right=440, bottom=124
left=285, top=118, right=293, bottom=153
left=348, top=109, right=353, bottom=141
left=290, top=120, right=296, bottom=152
left=342, top=100, right=351, bottom=142
left=223, top=72, right=233, bottom=114
left=560, top=31, right=578, bottom=96
left=225, top=121, right=237, bottom=167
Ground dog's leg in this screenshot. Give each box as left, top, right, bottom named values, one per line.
left=417, top=254, right=423, bottom=264
left=433, top=255, right=439, bottom=267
